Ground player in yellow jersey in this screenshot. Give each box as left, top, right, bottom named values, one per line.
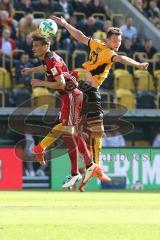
left=51, top=16, right=148, bottom=189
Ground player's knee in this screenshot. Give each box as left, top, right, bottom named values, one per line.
left=61, top=125, right=75, bottom=135
left=87, top=121, right=104, bottom=137
left=91, top=128, right=104, bottom=138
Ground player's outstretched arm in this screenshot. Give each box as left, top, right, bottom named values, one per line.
left=112, top=55, right=149, bottom=70
left=21, top=65, right=45, bottom=75
left=31, top=74, right=66, bottom=90
left=51, top=16, right=89, bottom=46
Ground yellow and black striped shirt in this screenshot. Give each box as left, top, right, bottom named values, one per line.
left=83, top=38, right=117, bottom=87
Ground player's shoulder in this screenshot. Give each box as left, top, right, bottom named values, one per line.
left=90, top=38, right=113, bottom=51
left=45, top=51, right=62, bottom=64
left=90, top=38, right=105, bottom=46
left=45, top=51, right=54, bottom=60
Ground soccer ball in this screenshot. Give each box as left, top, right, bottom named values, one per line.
left=39, top=19, right=58, bottom=38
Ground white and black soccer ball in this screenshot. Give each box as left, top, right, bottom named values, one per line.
left=39, top=19, right=58, bottom=38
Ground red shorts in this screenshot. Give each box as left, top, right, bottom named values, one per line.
left=59, top=89, right=83, bottom=125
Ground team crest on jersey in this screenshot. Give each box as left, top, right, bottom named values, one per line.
left=95, top=47, right=102, bottom=53
left=51, top=67, right=58, bottom=76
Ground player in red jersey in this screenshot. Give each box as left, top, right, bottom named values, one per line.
left=22, top=33, right=111, bottom=189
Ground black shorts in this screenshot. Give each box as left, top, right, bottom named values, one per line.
left=78, top=81, right=104, bottom=121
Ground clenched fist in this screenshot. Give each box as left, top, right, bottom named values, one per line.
left=138, top=62, right=149, bottom=70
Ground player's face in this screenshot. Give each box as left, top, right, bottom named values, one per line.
left=32, top=41, right=48, bottom=58
left=107, top=34, right=121, bottom=51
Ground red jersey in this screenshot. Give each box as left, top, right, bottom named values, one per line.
left=42, top=51, right=83, bottom=125
left=43, top=51, right=78, bottom=93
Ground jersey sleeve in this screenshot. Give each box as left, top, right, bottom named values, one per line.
left=105, top=50, right=117, bottom=63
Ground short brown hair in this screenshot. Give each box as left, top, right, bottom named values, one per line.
left=32, top=32, right=50, bottom=45
left=107, top=27, right=122, bottom=38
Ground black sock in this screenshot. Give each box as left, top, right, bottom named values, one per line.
left=86, top=162, right=93, bottom=169
left=71, top=173, right=78, bottom=176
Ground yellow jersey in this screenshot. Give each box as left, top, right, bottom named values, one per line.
left=82, top=38, right=117, bottom=87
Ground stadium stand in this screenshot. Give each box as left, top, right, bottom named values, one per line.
left=0, top=0, right=160, bottom=159
left=0, top=1, right=159, bottom=111
left=115, top=88, right=136, bottom=109
left=0, top=1, right=159, bottom=102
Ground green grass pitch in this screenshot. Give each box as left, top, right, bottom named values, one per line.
left=0, top=191, right=160, bottom=240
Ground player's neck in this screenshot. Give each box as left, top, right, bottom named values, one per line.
left=106, top=41, right=112, bottom=50
left=41, top=50, right=51, bottom=59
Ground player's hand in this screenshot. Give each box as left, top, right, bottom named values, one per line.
left=138, top=62, right=149, bottom=70
left=31, top=79, right=44, bottom=87
left=51, top=16, right=67, bottom=28
left=21, top=68, right=32, bottom=75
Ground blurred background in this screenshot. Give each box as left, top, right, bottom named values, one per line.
left=0, top=0, right=160, bottom=191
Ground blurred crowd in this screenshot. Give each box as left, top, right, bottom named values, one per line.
left=131, top=0, right=160, bottom=29
left=0, top=0, right=159, bottom=109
